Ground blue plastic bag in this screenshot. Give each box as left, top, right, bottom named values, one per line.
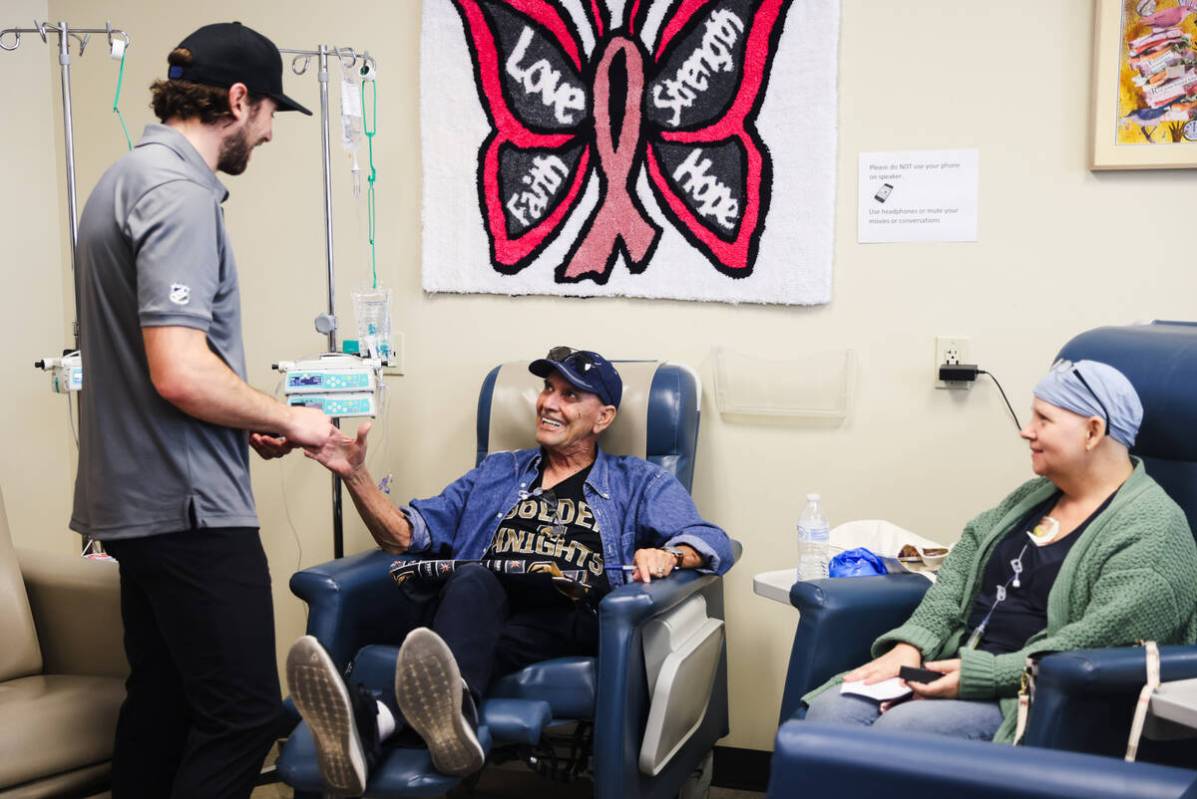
left=829, top=547, right=888, bottom=578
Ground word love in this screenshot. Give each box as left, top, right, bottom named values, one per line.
left=651, top=10, right=745, bottom=127
left=506, top=26, right=587, bottom=124
left=506, top=154, right=570, bottom=227
left=672, top=148, right=740, bottom=230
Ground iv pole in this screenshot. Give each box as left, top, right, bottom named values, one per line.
left=0, top=21, right=131, bottom=348
left=279, top=45, right=376, bottom=560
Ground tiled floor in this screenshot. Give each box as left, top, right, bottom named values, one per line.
left=250, top=763, right=764, bottom=798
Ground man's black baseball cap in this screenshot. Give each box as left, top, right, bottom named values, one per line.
left=167, top=22, right=312, bottom=115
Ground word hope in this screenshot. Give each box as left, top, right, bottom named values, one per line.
left=672, top=148, right=739, bottom=230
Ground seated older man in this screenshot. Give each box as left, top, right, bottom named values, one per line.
left=266, top=347, right=733, bottom=795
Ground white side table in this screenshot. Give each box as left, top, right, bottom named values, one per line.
left=1149, top=678, right=1197, bottom=731
left=753, top=569, right=799, bottom=607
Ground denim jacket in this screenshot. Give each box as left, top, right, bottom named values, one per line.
left=404, top=448, right=733, bottom=588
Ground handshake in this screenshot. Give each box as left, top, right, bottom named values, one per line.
left=249, top=407, right=373, bottom=479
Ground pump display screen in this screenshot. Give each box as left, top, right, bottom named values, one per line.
left=286, top=371, right=372, bottom=391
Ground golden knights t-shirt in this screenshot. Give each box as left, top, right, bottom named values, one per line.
left=483, top=463, right=611, bottom=604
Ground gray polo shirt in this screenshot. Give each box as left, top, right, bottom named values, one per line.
left=70, top=124, right=258, bottom=539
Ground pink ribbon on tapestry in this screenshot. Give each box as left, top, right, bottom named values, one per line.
left=561, top=36, right=660, bottom=280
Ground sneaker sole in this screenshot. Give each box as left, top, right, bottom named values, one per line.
left=286, top=636, right=367, bottom=796
left=394, top=628, right=485, bottom=777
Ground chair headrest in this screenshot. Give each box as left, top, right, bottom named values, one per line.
left=1058, top=322, right=1197, bottom=462
left=479, top=361, right=661, bottom=459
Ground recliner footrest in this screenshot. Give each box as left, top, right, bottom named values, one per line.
left=480, top=698, right=553, bottom=746
left=488, top=656, right=597, bottom=720
left=278, top=719, right=494, bottom=797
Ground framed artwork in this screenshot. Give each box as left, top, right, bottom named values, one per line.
left=1090, top=0, right=1197, bottom=169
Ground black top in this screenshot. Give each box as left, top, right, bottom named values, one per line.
left=483, top=463, right=611, bottom=606
left=965, top=490, right=1116, bottom=655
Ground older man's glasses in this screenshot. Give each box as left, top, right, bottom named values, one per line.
left=1051, top=359, right=1111, bottom=435
left=546, top=346, right=596, bottom=373
left=545, top=346, right=616, bottom=405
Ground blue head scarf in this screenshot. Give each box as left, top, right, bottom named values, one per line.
left=1032, top=360, right=1142, bottom=449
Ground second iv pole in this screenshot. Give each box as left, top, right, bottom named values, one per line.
left=279, top=44, right=377, bottom=560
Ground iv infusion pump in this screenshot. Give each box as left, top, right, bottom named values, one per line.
left=35, top=351, right=83, bottom=393
left=274, top=353, right=383, bottom=419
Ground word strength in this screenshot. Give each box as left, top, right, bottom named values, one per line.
left=652, top=10, right=745, bottom=127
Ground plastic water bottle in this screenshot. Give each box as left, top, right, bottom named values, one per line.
left=797, top=493, right=830, bottom=580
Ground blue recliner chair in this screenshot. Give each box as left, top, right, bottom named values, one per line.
left=775, top=321, right=1197, bottom=755
left=277, top=360, right=737, bottom=798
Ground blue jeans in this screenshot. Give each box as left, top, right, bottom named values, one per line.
left=804, top=689, right=1003, bottom=741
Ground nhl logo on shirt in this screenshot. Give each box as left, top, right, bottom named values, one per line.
left=169, top=283, right=191, bottom=305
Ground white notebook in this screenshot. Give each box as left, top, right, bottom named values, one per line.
left=840, top=677, right=912, bottom=703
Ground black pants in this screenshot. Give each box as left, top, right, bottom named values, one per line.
left=394, top=564, right=599, bottom=706
left=105, top=528, right=284, bottom=799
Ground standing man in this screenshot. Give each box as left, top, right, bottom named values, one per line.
left=70, top=22, right=337, bottom=799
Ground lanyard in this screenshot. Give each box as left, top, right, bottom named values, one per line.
left=965, top=542, right=1030, bottom=651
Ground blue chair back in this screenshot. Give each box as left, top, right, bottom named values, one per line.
left=1058, top=321, right=1197, bottom=535
left=475, top=361, right=702, bottom=492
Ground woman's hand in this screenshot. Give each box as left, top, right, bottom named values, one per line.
left=908, top=658, right=961, bottom=699
left=844, top=642, right=923, bottom=685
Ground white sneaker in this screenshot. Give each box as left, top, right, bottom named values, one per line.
left=286, top=635, right=371, bottom=796
left=394, top=628, right=485, bottom=777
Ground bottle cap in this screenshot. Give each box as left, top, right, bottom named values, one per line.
left=806, top=493, right=820, bottom=501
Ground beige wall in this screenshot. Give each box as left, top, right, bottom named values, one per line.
left=0, top=0, right=77, bottom=556
left=12, top=0, right=1195, bottom=752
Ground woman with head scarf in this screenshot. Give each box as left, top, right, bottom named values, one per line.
left=802, top=360, right=1197, bottom=742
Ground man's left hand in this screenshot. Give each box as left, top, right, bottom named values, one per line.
left=631, top=547, right=678, bottom=583
left=908, top=658, right=962, bottom=700
left=250, top=432, right=296, bottom=460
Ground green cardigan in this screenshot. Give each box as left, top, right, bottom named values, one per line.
left=803, top=459, right=1197, bottom=743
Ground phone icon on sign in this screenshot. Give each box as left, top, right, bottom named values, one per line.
left=874, top=183, right=894, bottom=203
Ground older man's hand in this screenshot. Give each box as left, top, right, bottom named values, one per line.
left=304, top=422, right=371, bottom=478
left=631, top=547, right=678, bottom=583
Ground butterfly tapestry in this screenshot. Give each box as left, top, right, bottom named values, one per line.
left=421, top=0, right=839, bottom=305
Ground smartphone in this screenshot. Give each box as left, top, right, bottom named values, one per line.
left=899, top=665, right=945, bottom=684
left=874, top=183, right=894, bottom=203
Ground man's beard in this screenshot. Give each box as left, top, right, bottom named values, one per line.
left=217, top=125, right=253, bottom=175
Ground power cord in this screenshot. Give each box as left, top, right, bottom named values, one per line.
left=979, top=370, right=1022, bottom=432
left=937, top=364, right=1023, bottom=432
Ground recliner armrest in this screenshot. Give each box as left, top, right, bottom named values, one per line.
left=778, top=574, right=930, bottom=722
left=16, top=548, right=127, bottom=678
left=1036, top=646, right=1197, bottom=695
left=591, top=557, right=735, bottom=799
left=598, top=569, right=720, bottom=628
left=290, top=548, right=413, bottom=671
left=767, top=721, right=1196, bottom=799
left=1022, top=645, right=1197, bottom=756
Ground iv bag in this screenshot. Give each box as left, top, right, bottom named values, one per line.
left=339, top=60, right=365, bottom=197
left=352, top=286, right=393, bottom=361
left=339, top=60, right=364, bottom=152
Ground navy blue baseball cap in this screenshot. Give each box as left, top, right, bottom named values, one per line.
left=529, top=347, right=623, bottom=409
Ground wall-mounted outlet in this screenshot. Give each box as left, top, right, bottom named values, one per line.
left=935, top=336, right=971, bottom=390
left=382, top=331, right=405, bottom=377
